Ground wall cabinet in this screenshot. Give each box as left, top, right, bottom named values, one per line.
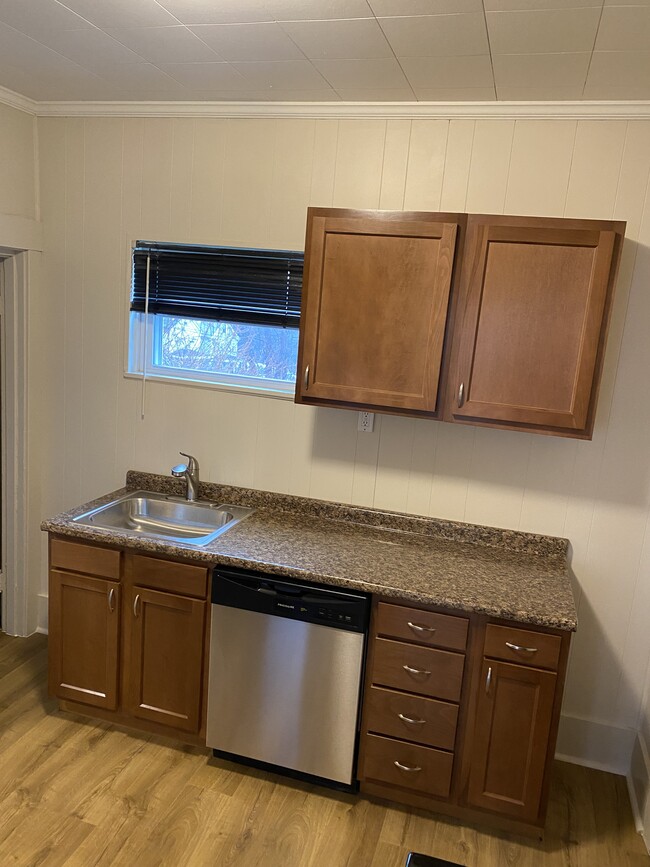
left=296, top=207, right=625, bottom=439
left=358, top=600, right=570, bottom=837
left=48, top=537, right=209, bottom=743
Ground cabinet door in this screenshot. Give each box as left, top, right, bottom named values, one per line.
left=449, top=216, right=622, bottom=435
left=126, top=586, right=205, bottom=733
left=48, top=570, right=120, bottom=710
left=296, top=209, right=459, bottom=414
left=467, top=660, right=556, bottom=822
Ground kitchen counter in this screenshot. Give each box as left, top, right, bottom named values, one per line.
left=41, top=470, right=577, bottom=632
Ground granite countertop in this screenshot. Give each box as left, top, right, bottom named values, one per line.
left=41, top=471, right=577, bottom=632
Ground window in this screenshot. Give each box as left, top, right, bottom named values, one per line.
left=128, top=241, right=303, bottom=395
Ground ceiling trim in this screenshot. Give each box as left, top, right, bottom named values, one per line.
left=0, top=84, right=38, bottom=115
left=3, top=94, right=650, bottom=121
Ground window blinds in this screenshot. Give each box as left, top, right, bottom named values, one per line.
left=131, top=241, right=304, bottom=328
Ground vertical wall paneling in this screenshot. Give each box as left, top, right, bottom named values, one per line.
left=402, top=119, right=448, bottom=211
left=34, top=114, right=650, bottom=766
left=505, top=120, right=577, bottom=216
left=379, top=119, right=411, bottom=210
left=0, top=103, right=37, bottom=220
left=465, top=120, right=514, bottom=214
left=440, top=119, right=475, bottom=212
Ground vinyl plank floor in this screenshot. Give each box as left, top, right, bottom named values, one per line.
left=1, top=633, right=648, bottom=867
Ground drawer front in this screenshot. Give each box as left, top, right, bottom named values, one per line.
left=365, top=685, right=458, bottom=751
left=376, top=602, right=468, bottom=651
left=484, top=624, right=561, bottom=671
left=372, top=638, right=465, bottom=702
left=50, top=537, right=120, bottom=581
left=361, top=733, right=453, bottom=799
left=128, top=554, right=208, bottom=599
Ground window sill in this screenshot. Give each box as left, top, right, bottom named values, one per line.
left=124, top=370, right=295, bottom=401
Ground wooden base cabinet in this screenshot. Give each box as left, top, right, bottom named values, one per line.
left=48, top=537, right=209, bottom=744
left=358, top=599, right=571, bottom=837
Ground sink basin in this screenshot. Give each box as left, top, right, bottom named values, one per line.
left=73, top=490, right=254, bottom=546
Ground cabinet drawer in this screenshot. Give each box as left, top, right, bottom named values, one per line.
left=376, top=602, right=468, bottom=651
left=50, top=538, right=120, bottom=581
left=361, top=733, right=453, bottom=799
left=484, top=624, right=561, bottom=671
left=128, top=554, right=208, bottom=599
left=372, top=638, right=465, bottom=702
left=365, top=685, right=458, bottom=751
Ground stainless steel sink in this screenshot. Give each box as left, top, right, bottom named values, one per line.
left=73, top=490, right=254, bottom=546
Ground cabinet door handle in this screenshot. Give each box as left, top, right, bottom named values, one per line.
left=407, top=621, right=436, bottom=634
left=398, top=712, right=426, bottom=726
left=486, top=665, right=492, bottom=694
left=505, top=641, right=538, bottom=654
left=303, top=364, right=310, bottom=390
left=133, top=594, right=141, bottom=618
left=107, top=587, right=116, bottom=613
left=458, top=382, right=465, bottom=407
left=394, top=760, right=422, bottom=773
left=403, top=664, right=432, bottom=676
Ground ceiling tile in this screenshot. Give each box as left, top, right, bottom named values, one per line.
left=231, top=59, right=330, bottom=90
left=43, top=28, right=145, bottom=69
left=313, top=57, right=411, bottom=89
left=156, top=62, right=248, bottom=90
left=379, top=12, right=489, bottom=57
left=188, top=88, right=342, bottom=100
left=334, top=87, right=416, bottom=99
left=157, top=0, right=373, bottom=25
left=487, top=7, right=602, bottom=54
left=400, top=54, right=494, bottom=88
left=190, top=23, right=304, bottom=61
left=604, top=0, right=650, bottom=6
left=369, top=0, right=483, bottom=13
left=107, top=26, right=222, bottom=64
left=0, top=0, right=93, bottom=41
left=595, top=6, right=650, bottom=52
left=95, top=62, right=190, bottom=93
left=280, top=19, right=392, bottom=60
left=412, top=85, right=496, bottom=99
left=586, top=50, right=650, bottom=91
left=485, top=0, right=600, bottom=9
left=497, top=85, right=585, bottom=99
left=56, top=0, right=181, bottom=29
left=493, top=52, right=591, bottom=88
left=583, top=82, right=650, bottom=99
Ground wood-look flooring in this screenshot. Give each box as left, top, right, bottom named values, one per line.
left=1, top=631, right=648, bottom=867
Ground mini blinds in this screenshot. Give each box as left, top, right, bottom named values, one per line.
left=131, top=241, right=304, bottom=328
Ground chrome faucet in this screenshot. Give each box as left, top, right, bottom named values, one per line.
left=171, top=452, right=200, bottom=501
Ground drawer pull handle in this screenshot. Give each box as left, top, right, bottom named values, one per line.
left=407, top=621, right=436, bottom=634
left=403, top=664, right=432, bottom=676
left=133, top=594, right=141, bottom=618
left=486, top=665, right=492, bottom=694
left=394, top=760, right=422, bottom=773
left=107, top=587, right=116, bottom=613
left=398, top=713, right=426, bottom=726
left=505, top=641, right=538, bottom=654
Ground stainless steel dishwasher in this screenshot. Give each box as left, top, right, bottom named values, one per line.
left=206, top=567, right=370, bottom=790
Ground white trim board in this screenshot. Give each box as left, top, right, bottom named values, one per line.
left=2, top=88, right=650, bottom=120
left=628, top=730, right=650, bottom=853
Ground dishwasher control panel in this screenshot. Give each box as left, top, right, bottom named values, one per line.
left=213, top=567, right=369, bottom=634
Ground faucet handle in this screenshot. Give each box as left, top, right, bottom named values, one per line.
left=179, top=451, right=199, bottom=471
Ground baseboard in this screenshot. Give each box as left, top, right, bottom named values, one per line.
left=628, top=729, right=650, bottom=852
left=555, top=713, right=636, bottom=775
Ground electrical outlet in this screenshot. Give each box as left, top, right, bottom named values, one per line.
left=358, top=411, right=375, bottom=433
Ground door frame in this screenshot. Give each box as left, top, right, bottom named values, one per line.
left=1, top=252, right=30, bottom=636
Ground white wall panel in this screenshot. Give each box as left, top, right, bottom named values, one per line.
left=0, top=103, right=36, bottom=220
left=35, top=114, right=650, bottom=765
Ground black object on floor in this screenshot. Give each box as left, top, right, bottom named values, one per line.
left=406, top=854, right=465, bottom=867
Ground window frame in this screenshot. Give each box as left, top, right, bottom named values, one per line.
left=125, top=240, right=302, bottom=400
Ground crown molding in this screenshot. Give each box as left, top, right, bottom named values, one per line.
left=2, top=92, right=650, bottom=120
left=0, top=84, right=38, bottom=115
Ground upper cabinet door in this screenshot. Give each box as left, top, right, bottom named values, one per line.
left=448, top=215, right=624, bottom=437
left=296, top=209, right=461, bottom=415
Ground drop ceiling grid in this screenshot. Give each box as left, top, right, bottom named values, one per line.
left=0, top=0, right=648, bottom=102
